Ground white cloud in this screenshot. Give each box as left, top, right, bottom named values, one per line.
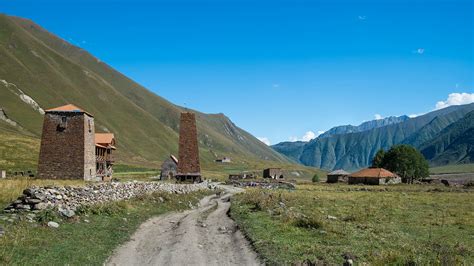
left=301, top=131, right=317, bottom=142
left=413, top=48, right=424, bottom=54
left=374, top=114, right=383, bottom=120
left=257, top=137, right=271, bottom=146
left=358, top=15, right=366, bottom=20
left=408, top=113, right=424, bottom=118
left=289, top=130, right=324, bottom=142
left=272, top=84, right=280, bottom=88
left=435, top=92, right=474, bottom=110
left=289, top=136, right=298, bottom=142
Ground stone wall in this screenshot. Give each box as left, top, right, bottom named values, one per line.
left=4, top=181, right=215, bottom=216
left=38, top=112, right=87, bottom=179
left=83, top=114, right=97, bottom=181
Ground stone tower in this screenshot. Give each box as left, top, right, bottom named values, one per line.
left=37, top=104, right=97, bottom=181
left=176, top=112, right=201, bottom=183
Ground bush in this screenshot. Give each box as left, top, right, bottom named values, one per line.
left=312, top=174, right=320, bottom=183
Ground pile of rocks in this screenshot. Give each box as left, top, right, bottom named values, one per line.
left=4, top=181, right=214, bottom=217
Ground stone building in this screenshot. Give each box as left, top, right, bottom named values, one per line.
left=348, top=168, right=401, bottom=185
left=326, top=169, right=350, bottom=183
left=215, top=157, right=231, bottom=163
left=95, top=133, right=116, bottom=181
left=263, top=168, right=283, bottom=179
left=37, top=104, right=116, bottom=181
left=160, top=155, right=178, bottom=180
left=176, top=112, right=201, bottom=183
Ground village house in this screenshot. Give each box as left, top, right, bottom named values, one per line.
left=160, top=155, right=178, bottom=180
left=215, top=157, right=231, bottom=163
left=95, top=133, right=116, bottom=181
left=263, top=168, right=284, bottom=179
left=348, top=168, right=401, bottom=185
left=326, top=169, right=350, bottom=183
left=37, top=104, right=116, bottom=181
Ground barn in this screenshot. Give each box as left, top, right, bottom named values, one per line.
left=326, top=169, right=350, bottom=183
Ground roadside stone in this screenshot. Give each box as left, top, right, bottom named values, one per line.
left=327, top=215, right=338, bottom=220
left=59, top=208, right=75, bottom=218
left=47, top=221, right=59, bottom=228
left=0, top=225, right=4, bottom=237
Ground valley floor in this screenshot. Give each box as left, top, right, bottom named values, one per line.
left=230, top=183, right=474, bottom=265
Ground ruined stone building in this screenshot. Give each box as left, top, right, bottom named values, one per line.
left=263, top=168, right=284, bottom=179
left=160, top=155, right=178, bottom=180
left=37, top=104, right=116, bottom=181
left=176, top=112, right=201, bottom=183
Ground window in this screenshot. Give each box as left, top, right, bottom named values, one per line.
left=88, top=120, right=92, bottom=133
left=57, top=116, right=67, bottom=132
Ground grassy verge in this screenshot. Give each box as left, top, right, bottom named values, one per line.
left=230, top=183, right=474, bottom=265
left=430, top=163, right=474, bottom=174
left=0, top=189, right=214, bottom=265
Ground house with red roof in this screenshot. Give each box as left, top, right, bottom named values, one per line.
left=348, top=168, right=401, bottom=185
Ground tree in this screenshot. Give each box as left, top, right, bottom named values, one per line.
left=312, top=174, right=320, bottom=183
left=378, top=144, right=430, bottom=183
left=372, top=149, right=386, bottom=168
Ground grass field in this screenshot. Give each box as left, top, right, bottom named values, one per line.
left=430, top=163, right=474, bottom=174
left=0, top=178, right=86, bottom=209
left=230, top=183, right=474, bottom=265
left=0, top=189, right=214, bottom=265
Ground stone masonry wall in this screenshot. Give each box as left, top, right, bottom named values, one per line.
left=177, top=113, right=201, bottom=175
left=38, top=112, right=86, bottom=179
left=83, top=114, right=97, bottom=181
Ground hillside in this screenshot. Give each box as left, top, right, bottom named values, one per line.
left=273, top=104, right=474, bottom=171
left=420, top=110, right=474, bottom=166
left=0, top=14, right=292, bottom=171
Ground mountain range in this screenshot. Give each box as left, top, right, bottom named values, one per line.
left=273, top=104, right=474, bottom=171
left=0, top=14, right=291, bottom=170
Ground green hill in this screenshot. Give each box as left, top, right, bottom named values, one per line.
left=273, top=104, right=474, bottom=171
left=0, top=14, right=293, bottom=171
left=420, top=110, right=474, bottom=166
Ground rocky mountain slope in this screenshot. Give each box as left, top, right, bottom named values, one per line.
left=0, top=14, right=290, bottom=169
left=273, top=104, right=474, bottom=171
left=319, top=115, right=410, bottom=138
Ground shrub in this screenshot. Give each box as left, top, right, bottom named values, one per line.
left=312, top=174, right=320, bottom=183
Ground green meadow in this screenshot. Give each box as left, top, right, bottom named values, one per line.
left=230, top=183, right=474, bottom=265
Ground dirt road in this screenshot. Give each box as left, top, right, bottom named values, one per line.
left=106, top=185, right=260, bottom=266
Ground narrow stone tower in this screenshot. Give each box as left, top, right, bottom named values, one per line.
left=37, top=104, right=97, bottom=181
left=176, top=112, right=201, bottom=183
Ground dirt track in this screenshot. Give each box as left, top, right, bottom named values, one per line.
left=106, top=185, right=260, bottom=266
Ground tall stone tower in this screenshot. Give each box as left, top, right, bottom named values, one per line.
left=176, top=112, right=201, bottom=183
left=37, top=104, right=97, bottom=181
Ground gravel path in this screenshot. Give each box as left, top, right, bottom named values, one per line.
left=106, top=185, right=260, bottom=266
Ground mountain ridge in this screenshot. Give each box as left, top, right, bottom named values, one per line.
left=273, top=104, right=474, bottom=171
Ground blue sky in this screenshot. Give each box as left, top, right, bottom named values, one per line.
left=2, top=0, right=473, bottom=144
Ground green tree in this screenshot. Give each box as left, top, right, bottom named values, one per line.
left=312, top=174, right=320, bottom=183
left=372, top=149, right=386, bottom=168
left=380, top=144, right=430, bottom=183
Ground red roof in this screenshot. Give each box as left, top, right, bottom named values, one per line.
left=349, top=168, right=399, bottom=178
left=95, top=133, right=116, bottom=149
left=45, top=104, right=93, bottom=117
